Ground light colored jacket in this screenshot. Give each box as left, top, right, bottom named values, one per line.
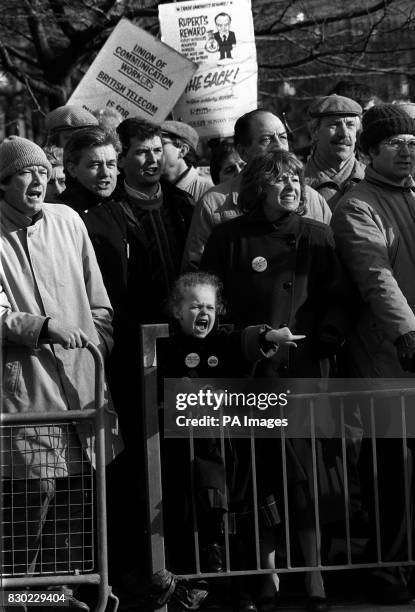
left=182, top=173, right=332, bottom=270
left=175, top=166, right=214, bottom=203
left=331, top=166, right=415, bottom=377
left=1, top=200, right=123, bottom=478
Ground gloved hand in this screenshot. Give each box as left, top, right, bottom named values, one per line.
left=317, top=326, right=344, bottom=359
left=395, top=331, right=415, bottom=372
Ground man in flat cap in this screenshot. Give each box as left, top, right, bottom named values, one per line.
left=332, top=104, right=415, bottom=604
left=306, top=94, right=365, bottom=211
left=45, top=104, right=99, bottom=148
left=161, top=120, right=213, bottom=201
left=0, top=137, right=122, bottom=607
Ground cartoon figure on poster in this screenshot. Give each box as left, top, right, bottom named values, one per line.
left=205, top=12, right=236, bottom=60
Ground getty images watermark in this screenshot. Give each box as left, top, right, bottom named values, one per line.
left=163, top=377, right=415, bottom=438
left=175, top=387, right=289, bottom=429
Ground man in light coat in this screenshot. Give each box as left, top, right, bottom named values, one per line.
left=332, top=104, right=415, bottom=604
left=0, top=136, right=122, bottom=608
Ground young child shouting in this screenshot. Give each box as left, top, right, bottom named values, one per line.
left=157, top=272, right=305, bottom=609
left=158, top=271, right=304, bottom=379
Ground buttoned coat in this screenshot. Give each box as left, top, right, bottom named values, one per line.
left=182, top=173, right=333, bottom=271
left=200, top=211, right=348, bottom=377
left=1, top=200, right=123, bottom=478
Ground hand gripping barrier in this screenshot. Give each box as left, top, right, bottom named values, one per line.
left=0, top=342, right=119, bottom=612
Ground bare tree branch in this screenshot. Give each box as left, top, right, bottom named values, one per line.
left=23, top=0, right=53, bottom=64
left=256, top=0, right=397, bottom=36
left=76, top=0, right=117, bottom=22
left=1, top=0, right=414, bottom=111
left=0, top=39, right=63, bottom=98
left=5, top=43, right=39, bottom=68
left=48, top=0, right=78, bottom=39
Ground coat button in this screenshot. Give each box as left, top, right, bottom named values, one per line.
left=279, top=364, right=288, bottom=372
left=283, top=282, right=292, bottom=290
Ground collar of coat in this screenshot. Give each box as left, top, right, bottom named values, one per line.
left=365, top=165, right=415, bottom=191
left=306, top=154, right=365, bottom=191
left=0, top=198, right=43, bottom=229
left=60, top=180, right=107, bottom=212
left=124, top=179, right=162, bottom=203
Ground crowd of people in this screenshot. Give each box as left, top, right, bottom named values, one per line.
left=1, top=83, right=415, bottom=612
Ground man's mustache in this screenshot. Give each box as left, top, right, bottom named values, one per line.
left=331, top=137, right=353, bottom=146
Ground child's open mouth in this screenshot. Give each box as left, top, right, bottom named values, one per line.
left=195, top=319, right=209, bottom=331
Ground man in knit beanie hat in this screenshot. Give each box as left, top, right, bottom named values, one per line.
left=332, top=104, right=415, bottom=604
left=0, top=136, right=122, bottom=607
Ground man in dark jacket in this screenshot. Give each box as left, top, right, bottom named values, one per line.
left=116, top=118, right=194, bottom=322
left=61, top=127, right=129, bottom=333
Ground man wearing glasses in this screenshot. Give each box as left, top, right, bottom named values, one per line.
left=332, top=104, right=415, bottom=605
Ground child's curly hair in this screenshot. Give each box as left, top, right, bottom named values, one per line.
left=168, top=272, right=226, bottom=317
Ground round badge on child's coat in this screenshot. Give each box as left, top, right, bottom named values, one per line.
left=185, top=353, right=200, bottom=368
left=252, top=256, right=267, bottom=272
left=207, top=355, right=219, bottom=367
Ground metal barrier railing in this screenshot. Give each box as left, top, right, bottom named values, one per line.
left=141, top=324, right=415, bottom=600
left=0, top=342, right=119, bottom=612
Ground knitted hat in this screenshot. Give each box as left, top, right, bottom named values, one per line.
left=360, top=104, right=415, bottom=153
left=45, top=105, right=99, bottom=133
left=308, top=94, right=362, bottom=118
left=161, top=120, right=199, bottom=152
left=0, top=136, right=52, bottom=181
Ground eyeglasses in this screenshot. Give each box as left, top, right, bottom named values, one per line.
left=382, top=138, right=415, bottom=151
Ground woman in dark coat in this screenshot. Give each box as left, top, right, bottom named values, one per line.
left=200, top=148, right=350, bottom=612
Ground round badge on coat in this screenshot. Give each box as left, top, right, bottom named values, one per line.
left=207, top=355, right=219, bottom=367
left=252, top=256, right=267, bottom=272
left=185, top=353, right=200, bottom=368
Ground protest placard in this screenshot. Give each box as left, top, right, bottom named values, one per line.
left=68, top=18, right=197, bottom=123
left=159, top=0, right=257, bottom=139
left=173, top=60, right=257, bottom=139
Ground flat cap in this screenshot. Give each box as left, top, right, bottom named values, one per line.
left=308, top=94, right=362, bottom=118
left=393, top=101, right=415, bottom=119
left=161, top=120, right=199, bottom=152
left=45, top=105, right=99, bottom=133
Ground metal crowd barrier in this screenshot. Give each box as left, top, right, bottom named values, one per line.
left=0, top=342, right=119, bottom=612
left=141, top=324, right=415, bottom=608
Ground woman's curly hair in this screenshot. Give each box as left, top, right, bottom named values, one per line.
left=238, top=146, right=307, bottom=217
